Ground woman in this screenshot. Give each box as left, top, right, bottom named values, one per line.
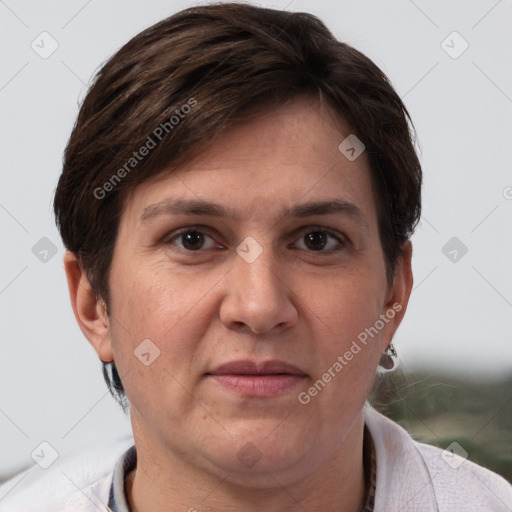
left=4, top=3, right=511, bottom=511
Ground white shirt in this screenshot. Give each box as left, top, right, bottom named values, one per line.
left=1, top=404, right=510, bottom=511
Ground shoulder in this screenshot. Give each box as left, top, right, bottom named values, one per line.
left=414, top=441, right=512, bottom=510
left=0, top=436, right=133, bottom=512
left=364, top=403, right=512, bottom=511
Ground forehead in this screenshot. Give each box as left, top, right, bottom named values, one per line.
left=121, top=95, right=377, bottom=228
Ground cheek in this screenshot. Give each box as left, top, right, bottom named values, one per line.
left=109, top=257, right=207, bottom=335
left=106, top=263, right=220, bottom=383
left=298, top=267, right=387, bottom=399
left=306, top=270, right=386, bottom=343
left=295, top=290, right=383, bottom=437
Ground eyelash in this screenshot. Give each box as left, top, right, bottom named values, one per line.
left=162, top=225, right=347, bottom=253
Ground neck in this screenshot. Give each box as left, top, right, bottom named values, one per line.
left=126, top=415, right=366, bottom=512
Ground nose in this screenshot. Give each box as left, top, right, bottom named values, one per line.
left=219, top=249, right=298, bottom=334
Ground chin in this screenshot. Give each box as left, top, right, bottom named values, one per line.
left=205, top=424, right=315, bottom=478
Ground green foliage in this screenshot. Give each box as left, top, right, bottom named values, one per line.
left=369, top=369, right=512, bottom=483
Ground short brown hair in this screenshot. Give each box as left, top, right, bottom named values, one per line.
left=54, top=2, right=422, bottom=407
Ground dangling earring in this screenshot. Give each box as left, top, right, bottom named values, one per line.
left=378, top=342, right=397, bottom=371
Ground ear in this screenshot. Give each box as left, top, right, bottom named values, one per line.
left=381, top=240, right=413, bottom=350
left=63, top=251, right=114, bottom=363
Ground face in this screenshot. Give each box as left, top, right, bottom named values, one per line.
left=78, top=96, right=411, bottom=485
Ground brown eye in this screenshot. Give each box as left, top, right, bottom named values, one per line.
left=165, top=228, right=218, bottom=251
left=295, top=229, right=343, bottom=252
left=304, top=231, right=328, bottom=251
left=181, top=231, right=205, bottom=250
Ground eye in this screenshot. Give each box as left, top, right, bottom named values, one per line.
left=294, top=228, right=345, bottom=252
left=165, top=228, right=219, bottom=251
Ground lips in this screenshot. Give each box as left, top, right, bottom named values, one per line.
left=208, top=359, right=305, bottom=376
left=206, top=360, right=306, bottom=397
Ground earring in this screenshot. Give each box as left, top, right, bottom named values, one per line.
left=378, top=342, right=397, bottom=371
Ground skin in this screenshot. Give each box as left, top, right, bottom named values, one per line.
left=65, top=95, right=413, bottom=512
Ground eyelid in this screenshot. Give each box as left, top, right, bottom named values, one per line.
left=292, top=225, right=347, bottom=243
left=162, top=224, right=348, bottom=251
left=162, top=225, right=222, bottom=248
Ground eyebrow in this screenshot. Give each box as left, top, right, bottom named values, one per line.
left=140, top=198, right=369, bottom=229
left=141, top=199, right=236, bottom=222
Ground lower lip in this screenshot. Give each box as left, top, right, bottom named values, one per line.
left=208, top=374, right=305, bottom=397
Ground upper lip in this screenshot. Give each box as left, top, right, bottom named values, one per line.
left=207, top=360, right=306, bottom=376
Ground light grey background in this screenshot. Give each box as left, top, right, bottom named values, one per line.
left=1, top=0, right=511, bottom=481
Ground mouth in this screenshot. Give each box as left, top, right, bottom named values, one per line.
left=205, top=360, right=307, bottom=397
